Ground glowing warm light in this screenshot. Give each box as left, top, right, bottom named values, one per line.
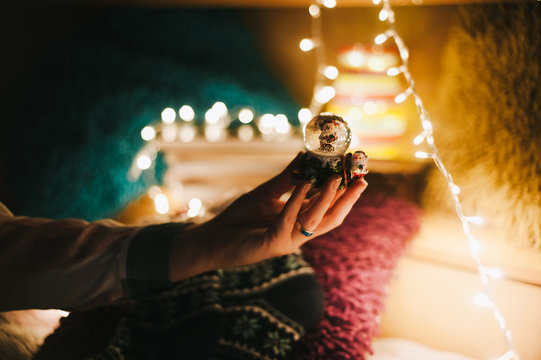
left=161, top=124, right=177, bottom=142
left=373, top=0, right=518, bottom=355
left=387, top=67, right=400, bottom=76
left=379, top=9, right=389, bottom=21
left=187, top=208, right=199, bottom=218
left=450, top=184, right=461, bottom=195
left=308, top=4, right=320, bottom=17
left=363, top=101, right=377, bottom=115
left=415, top=151, right=431, bottom=159
left=238, top=108, right=254, bottom=124
left=147, top=185, right=162, bottom=199
left=258, top=114, right=275, bottom=134
left=300, top=38, right=315, bottom=52
left=238, top=125, right=254, bottom=142
left=179, top=105, right=195, bottom=121
left=298, top=108, right=312, bottom=124
left=320, top=0, right=336, bottom=8
left=154, top=194, right=169, bottom=214
left=346, top=50, right=365, bottom=68
left=205, top=109, right=219, bottom=124
left=323, top=65, right=339, bottom=80
left=212, top=101, right=228, bottom=116
left=161, top=107, right=176, bottom=124
left=274, top=114, right=291, bottom=134
left=372, top=0, right=382, bottom=4
left=189, top=198, right=202, bottom=212
left=179, top=124, right=196, bottom=143
left=375, top=31, right=393, bottom=45
left=315, top=86, right=336, bottom=104
left=136, top=155, right=152, bottom=170
left=474, top=293, right=491, bottom=308
left=141, top=126, right=156, bottom=141
left=413, top=133, right=425, bottom=145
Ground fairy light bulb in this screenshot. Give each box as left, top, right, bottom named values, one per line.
left=300, top=38, right=316, bottom=52
left=212, top=101, right=228, bottom=117
left=474, top=293, right=491, bottom=308
left=319, top=0, right=336, bottom=8
left=141, top=126, right=156, bottom=141
left=205, top=108, right=219, bottom=124
left=379, top=8, right=389, bottom=21
left=298, top=108, right=312, bottom=125
left=387, top=67, right=400, bottom=76
left=258, top=114, right=275, bottom=134
left=323, top=65, right=339, bottom=80
left=238, top=108, right=254, bottom=124
left=415, top=151, right=432, bottom=159
left=136, top=155, right=152, bottom=170
left=413, top=133, right=425, bottom=145
left=422, top=119, right=433, bottom=131
left=179, top=105, right=195, bottom=121
left=315, top=86, right=336, bottom=104
left=395, top=88, right=412, bottom=104
left=450, top=184, right=461, bottom=195
left=309, top=4, right=320, bottom=17
left=375, top=31, right=393, bottom=45
left=154, top=193, right=169, bottom=214
left=346, top=50, right=365, bottom=68
left=274, top=114, right=290, bottom=134
left=372, top=0, right=382, bottom=4
left=161, top=107, right=176, bottom=124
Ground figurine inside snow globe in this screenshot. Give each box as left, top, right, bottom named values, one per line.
left=296, top=113, right=368, bottom=193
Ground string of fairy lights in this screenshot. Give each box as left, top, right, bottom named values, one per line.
left=128, top=3, right=519, bottom=358
left=370, top=1, right=517, bottom=359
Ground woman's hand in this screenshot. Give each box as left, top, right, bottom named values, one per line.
left=170, top=152, right=368, bottom=282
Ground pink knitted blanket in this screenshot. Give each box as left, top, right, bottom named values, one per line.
left=296, top=194, right=420, bottom=359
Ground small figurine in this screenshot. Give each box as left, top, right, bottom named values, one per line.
left=295, top=113, right=368, bottom=193
left=346, top=150, right=369, bottom=182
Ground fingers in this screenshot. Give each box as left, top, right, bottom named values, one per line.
left=256, top=151, right=305, bottom=198
left=275, top=180, right=313, bottom=234
left=298, top=175, right=342, bottom=232
left=320, top=179, right=368, bottom=232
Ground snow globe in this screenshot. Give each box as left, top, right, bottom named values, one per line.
left=296, top=113, right=368, bottom=192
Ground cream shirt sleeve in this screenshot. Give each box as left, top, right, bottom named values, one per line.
left=0, top=202, right=188, bottom=311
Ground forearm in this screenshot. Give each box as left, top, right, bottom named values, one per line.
left=0, top=203, right=189, bottom=311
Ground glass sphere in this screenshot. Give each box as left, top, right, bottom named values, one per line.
left=303, top=113, right=351, bottom=156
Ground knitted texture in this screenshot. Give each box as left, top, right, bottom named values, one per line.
left=295, top=194, right=420, bottom=359
left=34, top=253, right=323, bottom=360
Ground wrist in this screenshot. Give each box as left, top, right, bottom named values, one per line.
left=169, top=222, right=219, bottom=282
